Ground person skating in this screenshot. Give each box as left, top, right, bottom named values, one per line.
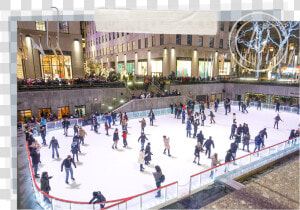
left=230, top=141, right=238, bottom=165
left=144, top=142, right=153, bottom=165
left=122, top=130, right=128, bottom=148
left=197, top=131, right=205, bottom=152
left=174, top=104, right=178, bottom=118
left=242, top=103, right=248, bottom=113
left=274, top=114, right=283, bottom=129
left=163, top=136, right=171, bottom=156
left=227, top=98, right=231, bottom=113
left=224, top=149, right=234, bottom=172
left=193, top=121, right=198, bottom=138
left=235, top=132, right=241, bottom=149
left=112, top=129, right=119, bottom=149
left=193, top=142, right=201, bottom=165
left=153, top=165, right=164, bottom=197
left=170, top=103, right=174, bottom=114
left=122, top=118, right=128, bottom=133
left=106, top=113, right=112, bottom=128
left=275, top=101, right=280, bottom=112
left=73, top=123, right=79, bottom=136
left=203, top=136, right=215, bottom=158
left=243, top=123, right=249, bottom=137
left=61, top=155, right=76, bottom=184
left=237, top=124, right=244, bottom=136
left=118, top=112, right=123, bottom=125
left=40, top=171, right=53, bottom=203
left=238, top=100, right=242, bottom=111
left=78, top=126, right=87, bottom=145
left=209, top=153, right=221, bottom=178
left=138, top=133, right=148, bottom=150
left=214, top=100, right=218, bottom=112
left=229, top=122, right=237, bottom=140
left=224, top=98, right=228, bottom=115
left=30, top=147, right=40, bottom=178
left=182, top=109, right=186, bottom=124
left=186, top=120, right=192, bottom=138
left=289, top=129, right=295, bottom=140
left=49, top=136, right=60, bottom=159
left=89, top=191, right=106, bottom=209
left=260, top=128, right=267, bottom=147
left=257, top=99, right=262, bottom=110
left=139, top=118, right=146, bottom=133
left=138, top=149, right=146, bottom=171
left=242, top=132, right=250, bottom=152
left=73, top=134, right=81, bottom=153
left=194, top=112, right=200, bottom=125
left=93, top=118, right=98, bottom=133
left=40, top=126, right=47, bottom=145
left=148, top=109, right=155, bottom=126
left=254, top=133, right=263, bottom=153
left=62, top=118, right=70, bottom=136
left=105, top=122, right=109, bottom=135
left=71, top=140, right=79, bottom=162
left=232, top=113, right=236, bottom=123
left=208, top=111, right=215, bottom=124
left=200, top=112, right=206, bottom=126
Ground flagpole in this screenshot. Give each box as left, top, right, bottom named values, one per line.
left=39, top=35, right=44, bottom=79
left=20, top=34, right=27, bottom=79
left=29, top=35, right=37, bottom=79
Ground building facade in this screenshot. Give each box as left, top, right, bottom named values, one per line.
left=84, top=21, right=235, bottom=78
left=17, top=21, right=84, bottom=80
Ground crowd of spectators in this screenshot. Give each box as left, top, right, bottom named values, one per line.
left=132, top=89, right=182, bottom=100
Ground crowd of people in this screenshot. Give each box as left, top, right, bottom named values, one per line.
left=131, top=89, right=182, bottom=100
left=24, top=98, right=299, bottom=208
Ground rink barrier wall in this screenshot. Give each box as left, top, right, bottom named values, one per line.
left=189, top=137, right=299, bottom=195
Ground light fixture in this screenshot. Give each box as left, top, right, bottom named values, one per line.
left=25, top=34, right=30, bottom=37
left=74, top=38, right=79, bottom=42
left=172, top=47, right=175, bottom=50
left=164, top=47, right=167, bottom=50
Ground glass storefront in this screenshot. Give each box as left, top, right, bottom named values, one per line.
left=270, top=95, right=299, bottom=106
left=151, top=60, right=163, bottom=77
left=40, top=54, right=72, bottom=80
left=138, top=61, right=147, bottom=75
left=177, top=59, right=191, bottom=77
left=75, top=105, right=86, bottom=118
left=17, top=53, right=24, bottom=79
left=18, top=110, right=32, bottom=122
left=58, top=106, right=69, bottom=120
left=199, top=60, right=213, bottom=79
left=245, top=93, right=267, bottom=103
left=38, top=108, right=51, bottom=118
left=219, top=61, right=231, bottom=75
left=118, top=62, right=125, bottom=74
left=280, top=66, right=300, bottom=78
left=127, top=61, right=135, bottom=75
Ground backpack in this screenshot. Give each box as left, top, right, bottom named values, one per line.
left=160, top=174, right=165, bottom=183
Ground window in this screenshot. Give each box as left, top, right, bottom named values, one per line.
left=198, top=36, right=203, bottom=47
left=152, top=36, right=156, bottom=47
left=40, top=54, right=73, bottom=80
left=122, top=44, right=125, bottom=52
left=122, top=32, right=124, bottom=36
left=105, top=34, right=107, bottom=42
left=220, top=22, right=224, bottom=31
left=187, top=35, right=192, bottom=46
left=58, top=106, right=69, bottom=120
left=118, top=45, right=121, bottom=53
left=110, top=47, right=113, bottom=54
left=145, top=38, right=148, bottom=48
left=127, top=42, right=130, bottom=51
left=36, top=21, right=46, bottom=31
left=18, top=110, right=32, bottom=122
left=229, top=22, right=233, bottom=31
left=17, top=52, right=24, bottom=79
left=127, top=33, right=129, bottom=35
left=160, top=34, right=164, bottom=45
left=209, top=37, right=214, bottom=48
left=219, top=39, right=223, bottom=49
left=59, top=21, right=69, bottom=33
left=96, top=38, right=98, bottom=45
left=99, top=37, right=101, bottom=44
left=114, top=46, right=116, bottom=53
left=113, top=32, right=115, bottom=39
left=138, top=39, right=141, bottom=49
left=176, top=34, right=181, bottom=45
left=132, top=41, right=135, bottom=50
left=109, top=33, right=111, bottom=41
left=117, top=32, right=119, bottom=38
left=227, top=41, right=230, bottom=49
left=102, top=36, right=104, bottom=42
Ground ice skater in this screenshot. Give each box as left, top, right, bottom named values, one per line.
left=61, top=155, right=76, bottom=184
left=74, top=123, right=79, bottom=136
left=200, top=112, right=206, bottom=126
left=275, top=101, right=280, bottom=112
left=30, top=147, right=40, bottom=178
left=234, top=132, right=241, bottom=149
left=139, top=118, right=146, bottom=133
left=193, top=121, right=198, bottom=138
left=144, top=142, right=153, bottom=165
left=186, top=120, right=192, bottom=138
left=242, top=132, right=250, bottom=152
left=259, top=128, right=267, bottom=147
left=232, top=113, right=236, bottom=123
left=138, top=149, right=146, bottom=171
left=138, top=133, right=148, bottom=150
left=254, top=133, right=263, bottom=154
left=152, top=166, right=164, bottom=197
left=148, top=109, right=155, bottom=126
left=40, top=171, right=52, bottom=203
left=49, top=136, right=59, bottom=159
left=79, top=126, right=87, bottom=145
left=203, top=136, right=215, bottom=158
left=224, top=150, right=234, bottom=172
left=93, top=118, right=98, bottom=133
left=71, top=140, right=79, bottom=162
left=105, top=122, right=109, bottom=135
left=121, top=130, right=128, bottom=148
left=163, top=135, right=171, bottom=156
left=40, top=126, right=47, bottom=145
left=193, top=142, right=201, bottom=165
left=182, top=109, right=186, bottom=124
left=257, top=99, right=262, bottom=110
left=208, top=111, right=215, bottom=124
left=230, top=140, right=238, bottom=164
left=209, top=153, right=221, bottom=178
left=118, top=112, right=123, bottom=125
left=229, top=122, right=237, bottom=140
left=112, top=128, right=119, bottom=149
left=89, top=191, right=106, bottom=209
left=197, top=131, right=205, bottom=152
left=62, top=118, right=70, bottom=136
left=274, top=114, right=283, bottom=129
left=214, top=100, right=218, bottom=112
left=73, top=134, right=81, bottom=153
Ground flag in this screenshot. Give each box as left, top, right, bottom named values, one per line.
left=48, top=36, right=58, bottom=58
left=21, top=37, right=28, bottom=60
left=31, top=37, right=45, bottom=60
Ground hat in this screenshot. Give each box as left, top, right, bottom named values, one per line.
left=163, top=135, right=166, bottom=138
left=52, top=136, right=55, bottom=139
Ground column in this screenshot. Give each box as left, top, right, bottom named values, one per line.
left=170, top=47, right=176, bottom=76
left=192, top=49, right=198, bottom=77
left=134, top=52, right=138, bottom=75
left=213, top=51, right=219, bottom=77
left=147, top=50, right=151, bottom=76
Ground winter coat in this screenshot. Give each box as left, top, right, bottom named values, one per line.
left=211, top=156, right=221, bottom=167
left=113, top=132, right=119, bottom=141
left=254, top=135, right=262, bottom=145
left=145, top=145, right=153, bottom=161
left=71, top=142, right=79, bottom=154
left=121, top=132, right=127, bottom=139
left=237, top=126, right=243, bottom=134
left=41, top=177, right=51, bottom=192
left=138, top=151, right=146, bottom=164
left=231, top=124, right=237, bottom=132
left=203, top=139, right=214, bottom=149
left=61, top=158, right=76, bottom=170
left=140, top=119, right=146, bottom=128
left=186, top=122, right=192, bottom=130
left=235, top=134, right=241, bottom=143
left=230, top=142, right=238, bottom=153
left=74, top=125, right=79, bottom=132
left=243, top=134, right=250, bottom=145
left=201, top=114, right=206, bottom=121
left=194, top=146, right=200, bottom=157
left=182, top=110, right=186, bottom=117
left=197, top=132, right=205, bottom=144
left=89, top=192, right=106, bottom=204
left=153, top=171, right=163, bottom=183
left=243, top=126, right=249, bottom=134
left=149, top=112, right=155, bottom=120
left=163, top=137, right=170, bottom=149
left=275, top=115, right=281, bottom=122
left=73, top=135, right=80, bottom=143
left=106, top=115, right=112, bottom=123
left=30, top=150, right=40, bottom=164
left=62, top=120, right=70, bottom=128
left=138, top=135, right=148, bottom=143
left=105, top=124, right=109, bottom=130
left=79, top=129, right=87, bottom=138
left=49, top=139, right=59, bottom=148
left=225, top=151, right=234, bottom=163
left=40, top=118, right=47, bottom=126
left=260, top=129, right=267, bottom=139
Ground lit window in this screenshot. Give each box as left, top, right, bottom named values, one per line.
left=127, top=42, right=130, bottom=51
left=59, top=21, right=69, bottom=33
left=36, top=21, right=46, bottom=31
left=122, top=44, right=125, bottom=52
left=152, top=36, right=156, bottom=47
left=132, top=41, right=135, bottom=50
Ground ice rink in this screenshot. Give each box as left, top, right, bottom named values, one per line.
left=32, top=105, right=299, bottom=202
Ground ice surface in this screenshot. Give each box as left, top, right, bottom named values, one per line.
left=32, top=106, right=299, bottom=202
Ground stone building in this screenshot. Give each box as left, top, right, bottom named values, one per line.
left=17, top=21, right=84, bottom=79
left=84, top=21, right=235, bottom=78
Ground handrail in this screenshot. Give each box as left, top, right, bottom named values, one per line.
left=190, top=137, right=298, bottom=178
